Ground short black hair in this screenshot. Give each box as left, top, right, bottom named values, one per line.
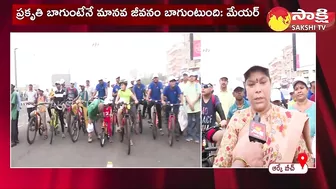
left=244, top=65, right=270, bottom=81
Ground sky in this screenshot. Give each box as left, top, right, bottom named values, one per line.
left=200, top=33, right=316, bottom=90
left=10, top=33, right=185, bottom=88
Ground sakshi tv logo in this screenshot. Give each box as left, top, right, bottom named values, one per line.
left=267, top=7, right=335, bottom=32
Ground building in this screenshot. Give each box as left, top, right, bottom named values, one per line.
left=296, top=64, right=316, bottom=82
left=166, top=34, right=201, bottom=77
left=269, top=45, right=296, bottom=85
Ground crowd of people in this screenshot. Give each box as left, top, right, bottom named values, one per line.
left=202, top=65, right=316, bottom=167
left=11, top=71, right=202, bottom=147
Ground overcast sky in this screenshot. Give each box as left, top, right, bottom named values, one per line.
left=10, top=33, right=185, bottom=88
left=201, top=33, right=316, bottom=90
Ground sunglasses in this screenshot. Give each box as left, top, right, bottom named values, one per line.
left=202, top=84, right=212, bottom=88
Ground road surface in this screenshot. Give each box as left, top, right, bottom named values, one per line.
left=11, top=105, right=201, bottom=168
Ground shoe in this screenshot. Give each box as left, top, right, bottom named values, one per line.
left=159, top=128, right=164, bottom=136
left=130, top=140, right=134, bottom=146
left=62, top=133, right=65, bottom=138
left=11, top=142, right=16, bottom=147
left=186, top=137, right=193, bottom=142
left=194, top=140, right=200, bottom=144
left=109, top=137, right=113, bottom=143
left=88, top=136, right=93, bottom=143
left=175, top=136, right=179, bottom=141
left=15, top=140, right=19, bottom=144
left=142, top=115, right=146, bottom=119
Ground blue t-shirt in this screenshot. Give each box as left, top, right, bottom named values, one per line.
left=149, top=81, right=163, bottom=101
left=113, top=84, right=120, bottom=94
left=227, top=99, right=250, bottom=119
left=133, top=84, right=146, bottom=100
left=95, top=82, right=107, bottom=98
left=163, top=86, right=182, bottom=104
left=307, top=90, right=313, bottom=99
left=288, top=102, right=316, bottom=137
left=202, top=95, right=221, bottom=128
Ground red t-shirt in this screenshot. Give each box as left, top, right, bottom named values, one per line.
left=103, top=106, right=112, bottom=123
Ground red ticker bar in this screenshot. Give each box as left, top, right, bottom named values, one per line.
left=12, top=4, right=265, bottom=25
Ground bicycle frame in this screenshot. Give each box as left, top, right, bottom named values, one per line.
left=167, top=103, right=179, bottom=130
left=150, top=100, right=160, bottom=126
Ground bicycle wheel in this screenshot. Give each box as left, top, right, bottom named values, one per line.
left=81, top=119, right=87, bottom=135
left=125, top=118, right=132, bottom=155
left=38, top=127, right=43, bottom=136
left=119, top=119, right=124, bottom=142
left=168, top=116, right=175, bottom=147
left=152, top=112, right=157, bottom=140
left=69, top=116, right=80, bottom=143
left=27, top=116, right=38, bottom=145
left=93, top=121, right=99, bottom=138
left=100, top=128, right=107, bottom=147
left=138, top=111, right=143, bottom=134
left=111, top=114, right=117, bottom=137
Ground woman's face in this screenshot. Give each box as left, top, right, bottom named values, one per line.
left=121, top=83, right=126, bottom=90
left=245, top=71, right=271, bottom=112
left=294, top=82, right=308, bottom=101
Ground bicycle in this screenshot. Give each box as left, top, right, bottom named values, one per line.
left=26, top=102, right=50, bottom=145
left=49, top=102, right=64, bottom=145
left=117, top=101, right=135, bottom=155
left=99, top=101, right=114, bottom=147
left=202, top=125, right=220, bottom=167
left=164, top=102, right=182, bottom=147
left=70, top=100, right=87, bottom=143
left=63, top=100, right=73, bottom=134
left=135, top=99, right=145, bottom=134
left=148, top=100, right=161, bottom=140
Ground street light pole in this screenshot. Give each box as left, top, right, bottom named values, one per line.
left=292, top=33, right=297, bottom=72
left=14, top=48, right=18, bottom=87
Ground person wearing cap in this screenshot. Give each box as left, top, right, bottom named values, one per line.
left=201, top=82, right=226, bottom=132
left=288, top=77, right=316, bottom=139
left=162, top=76, right=183, bottom=138
left=134, top=78, right=147, bottom=118
left=105, top=79, right=114, bottom=102
left=85, top=80, right=95, bottom=101
left=49, top=81, right=67, bottom=138
left=60, top=79, right=66, bottom=90
left=93, top=78, right=108, bottom=100
left=115, top=79, right=139, bottom=135
left=183, top=72, right=201, bottom=143
left=36, top=88, right=48, bottom=139
left=112, top=76, right=121, bottom=101
left=217, top=76, right=235, bottom=119
left=212, top=65, right=314, bottom=168
left=26, top=84, right=37, bottom=122
left=87, top=98, right=105, bottom=143
left=147, top=74, right=164, bottom=134
left=270, top=89, right=283, bottom=107
left=11, top=84, right=19, bottom=147
left=178, top=72, right=190, bottom=94
left=227, top=84, right=250, bottom=123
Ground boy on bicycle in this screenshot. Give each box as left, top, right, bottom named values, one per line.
left=36, top=88, right=48, bottom=139
left=103, top=98, right=113, bottom=143
left=115, top=79, right=138, bottom=133
left=73, top=84, right=89, bottom=130
left=162, top=76, right=183, bottom=140
left=87, top=98, right=104, bottom=143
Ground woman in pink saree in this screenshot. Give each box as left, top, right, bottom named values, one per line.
left=213, top=66, right=314, bottom=167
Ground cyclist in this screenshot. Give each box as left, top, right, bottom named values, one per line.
left=49, top=81, right=67, bottom=138
left=146, top=74, right=164, bottom=135
left=133, top=78, right=147, bottom=118
left=115, top=79, right=138, bottom=134
left=201, top=82, right=226, bottom=129
left=36, top=88, right=48, bottom=139
left=87, top=98, right=104, bottom=143
left=162, top=76, right=183, bottom=140
left=103, top=98, right=113, bottom=143
left=65, top=80, right=79, bottom=128
left=93, top=78, right=107, bottom=100
left=128, top=81, right=137, bottom=124
left=75, top=84, right=89, bottom=128
left=112, top=76, right=121, bottom=101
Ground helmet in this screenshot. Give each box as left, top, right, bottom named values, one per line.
left=55, top=80, right=60, bottom=85
left=190, top=72, right=198, bottom=77
left=136, top=77, right=141, bottom=81
left=152, top=73, right=159, bottom=79
left=120, top=79, right=128, bottom=85
left=70, top=80, right=75, bottom=84
left=271, top=89, right=282, bottom=101
left=103, top=98, right=112, bottom=105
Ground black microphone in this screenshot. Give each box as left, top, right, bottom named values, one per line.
left=248, top=113, right=267, bottom=144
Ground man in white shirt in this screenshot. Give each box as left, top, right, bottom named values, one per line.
left=26, top=84, right=37, bottom=121
left=85, top=80, right=95, bottom=100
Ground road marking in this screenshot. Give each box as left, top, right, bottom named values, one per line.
left=106, top=161, right=113, bottom=168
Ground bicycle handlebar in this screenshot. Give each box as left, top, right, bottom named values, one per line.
left=203, top=147, right=217, bottom=152
left=164, top=102, right=182, bottom=106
